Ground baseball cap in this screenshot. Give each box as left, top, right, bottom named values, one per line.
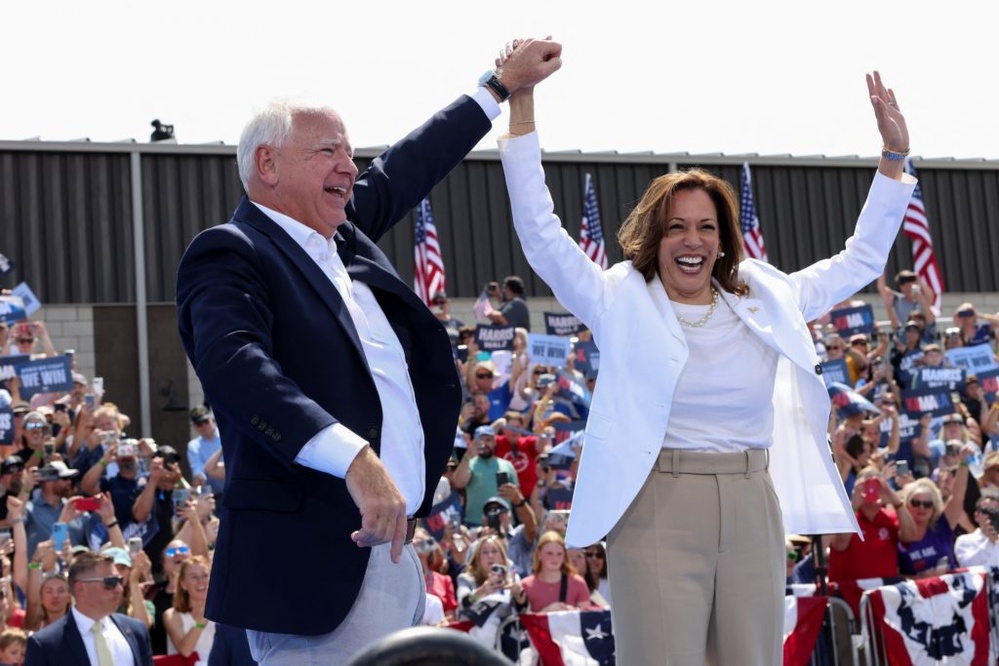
left=11, top=402, right=30, bottom=415
left=0, top=456, right=24, bottom=475
left=484, top=496, right=511, bottom=513
left=156, top=445, right=182, bottom=464
left=102, top=546, right=132, bottom=568
left=474, top=425, right=495, bottom=439
left=71, top=371, right=88, bottom=386
left=190, top=406, right=212, bottom=425
left=36, top=461, right=79, bottom=482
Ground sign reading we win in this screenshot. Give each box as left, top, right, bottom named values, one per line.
left=15, top=357, right=73, bottom=398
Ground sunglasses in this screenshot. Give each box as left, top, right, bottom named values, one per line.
left=585, top=552, right=605, bottom=559
left=909, top=499, right=934, bottom=510
left=826, top=345, right=844, bottom=351
left=533, top=368, right=547, bottom=375
left=476, top=373, right=493, bottom=379
left=166, top=546, right=190, bottom=558
left=16, top=338, right=34, bottom=344
left=25, top=422, right=47, bottom=431
left=77, top=575, right=124, bottom=590
left=851, top=340, right=869, bottom=346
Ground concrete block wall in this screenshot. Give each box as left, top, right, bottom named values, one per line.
left=22, top=305, right=96, bottom=382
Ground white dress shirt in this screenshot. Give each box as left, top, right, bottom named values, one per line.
left=955, top=529, right=999, bottom=568
left=72, top=606, right=133, bottom=666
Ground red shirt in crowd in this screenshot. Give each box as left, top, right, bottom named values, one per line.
left=495, top=433, right=540, bottom=499
left=828, top=507, right=900, bottom=614
left=425, top=570, right=457, bottom=614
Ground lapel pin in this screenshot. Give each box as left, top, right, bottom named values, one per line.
left=748, top=306, right=759, bottom=314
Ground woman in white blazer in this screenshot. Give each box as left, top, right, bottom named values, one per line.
left=496, top=55, right=915, bottom=666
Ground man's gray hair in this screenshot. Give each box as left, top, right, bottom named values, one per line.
left=236, top=98, right=337, bottom=191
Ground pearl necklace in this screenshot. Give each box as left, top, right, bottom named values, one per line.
left=675, top=288, right=719, bottom=328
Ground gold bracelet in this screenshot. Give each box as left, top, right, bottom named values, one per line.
left=510, top=121, right=536, bottom=126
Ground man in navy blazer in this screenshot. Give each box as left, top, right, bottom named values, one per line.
left=25, top=551, right=153, bottom=665
left=176, top=40, right=561, bottom=662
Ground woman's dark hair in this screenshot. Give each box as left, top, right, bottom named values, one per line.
left=845, top=434, right=867, bottom=459
left=617, top=168, right=748, bottom=297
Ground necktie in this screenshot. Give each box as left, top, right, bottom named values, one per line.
left=91, top=620, right=114, bottom=666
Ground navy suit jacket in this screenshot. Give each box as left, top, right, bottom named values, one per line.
left=176, top=95, right=491, bottom=635
left=24, top=611, right=153, bottom=666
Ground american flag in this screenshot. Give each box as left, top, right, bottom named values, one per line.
left=578, top=173, right=608, bottom=269
left=903, top=159, right=944, bottom=314
left=472, top=287, right=495, bottom=320
left=413, top=197, right=446, bottom=305
left=740, top=162, right=768, bottom=262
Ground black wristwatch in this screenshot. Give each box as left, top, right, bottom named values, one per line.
left=478, top=70, right=510, bottom=102
left=514, top=498, right=528, bottom=508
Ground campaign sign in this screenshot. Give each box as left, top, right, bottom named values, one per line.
left=552, top=420, right=586, bottom=446
left=12, top=283, right=40, bottom=316
left=573, top=340, right=601, bottom=377
left=912, top=366, right=965, bottom=391
left=423, top=491, right=462, bottom=542
left=0, top=252, right=14, bottom=276
left=976, top=368, right=999, bottom=402
left=544, top=312, right=586, bottom=337
left=528, top=334, right=572, bottom=367
left=830, top=304, right=876, bottom=337
left=0, top=354, right=31, bottom=385
left=896, top=350, right=924, bottom=387
left=0, top=296, right=26, bottom=325
left=15, top=356, right=73, bottom=398
left=0, top=408, right=12, bottom=445
left=546, top=485, right=574, bottom=510
left=820, top=358, right=849, bottom=387
left=896, top=411, right=922, bottom=444
left=901, top=386, right=955, bottom=419
left=555, top=369, right=592, bottom=409
left=947, top=346, right=999, bottom=374
left=475, top=325, right=516, bottom=352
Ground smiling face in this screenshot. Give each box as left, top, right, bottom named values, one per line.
left=255, top=109, right=358, bottom=238
left=180, top=563, right=210, bottom=601
left=656, top=188, right=721, bottom=304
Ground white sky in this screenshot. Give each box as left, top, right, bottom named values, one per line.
left=4, top=1, right=998, bottom=160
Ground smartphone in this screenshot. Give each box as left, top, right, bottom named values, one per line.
left=862, top=478, right=880, bottom=503
left=43, top=441, right=55, bottom=457
left=128, top=536, right=143, bottom=556
left=172, top=488, right=190, bottom=514
left=51, top=522, right=69, bottom=547
left=455, top=345, right=469, bottom=364
left=84, top=394, right=95, bottom=410
left=92, top=377, right=104, bottom=394
left=496, top=472, right=510, bottom=487
left=74, top=497, right=101, bottom=512
left=896, top=460, right=910, bottom=477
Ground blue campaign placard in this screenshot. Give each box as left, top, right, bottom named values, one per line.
left=820, top=358, right=850, bottom=387
left=901, top=386, right=955, bottom=419
left=0, top=297, right=27, bottom=325
left=573, top=340, right=600, bottom=377
left=0, top=354, right=31, bottom=386
left=830, top=304, right=876, bottom=337
left=528, top=334, right=572, bottom=367
left=0, top=408, right=12, bottom=445
left=15, top=356, right=73, bottom=398
left=12, top=283, right=41, bottom=316
left=0, top=252, right=14, bottom=276
left=475, top=324, right=516, bottom=352
left=544, top=312, right=586, bottom=337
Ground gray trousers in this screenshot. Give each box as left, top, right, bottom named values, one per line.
left=247, top=542, right=425, bottom=665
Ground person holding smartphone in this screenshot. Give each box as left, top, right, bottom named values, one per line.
left=450, top=426, right=519, bottom=528
left=455, top=534, right=523, bottom=649
left=955, top=494, right=999, bottom=567
left=827, top=468, right=916, bottom=615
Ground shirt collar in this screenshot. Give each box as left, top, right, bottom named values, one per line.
left=251, top=201, right=337, bottom=265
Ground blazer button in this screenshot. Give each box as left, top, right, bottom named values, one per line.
left=250, top=415, right=260, bottom=426
left=815, top=364, right=823, bottom=375
left=265, top=427, right=274, bottom=437
left=272, top=433, right=282, bottom=442
left=367, top=427, right=379, bottom=440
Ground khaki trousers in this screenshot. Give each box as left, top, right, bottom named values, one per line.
left=607, top=449, right=785, bottom=666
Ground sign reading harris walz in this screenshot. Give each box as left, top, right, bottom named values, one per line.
left=15, top=356, right=73, bottom=398
left=474, top=324, right=516, bottom=352
left=544, top=312, right=587, bottom=337
left=830, top=304, right=877, bottom=337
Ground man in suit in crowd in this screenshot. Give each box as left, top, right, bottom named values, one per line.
left=176, top=39, right=562, bottom=663
left=25, top=551, right=153, bottom=665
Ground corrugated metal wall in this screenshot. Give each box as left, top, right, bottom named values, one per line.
left=2, top=140, right=997, bottom=305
